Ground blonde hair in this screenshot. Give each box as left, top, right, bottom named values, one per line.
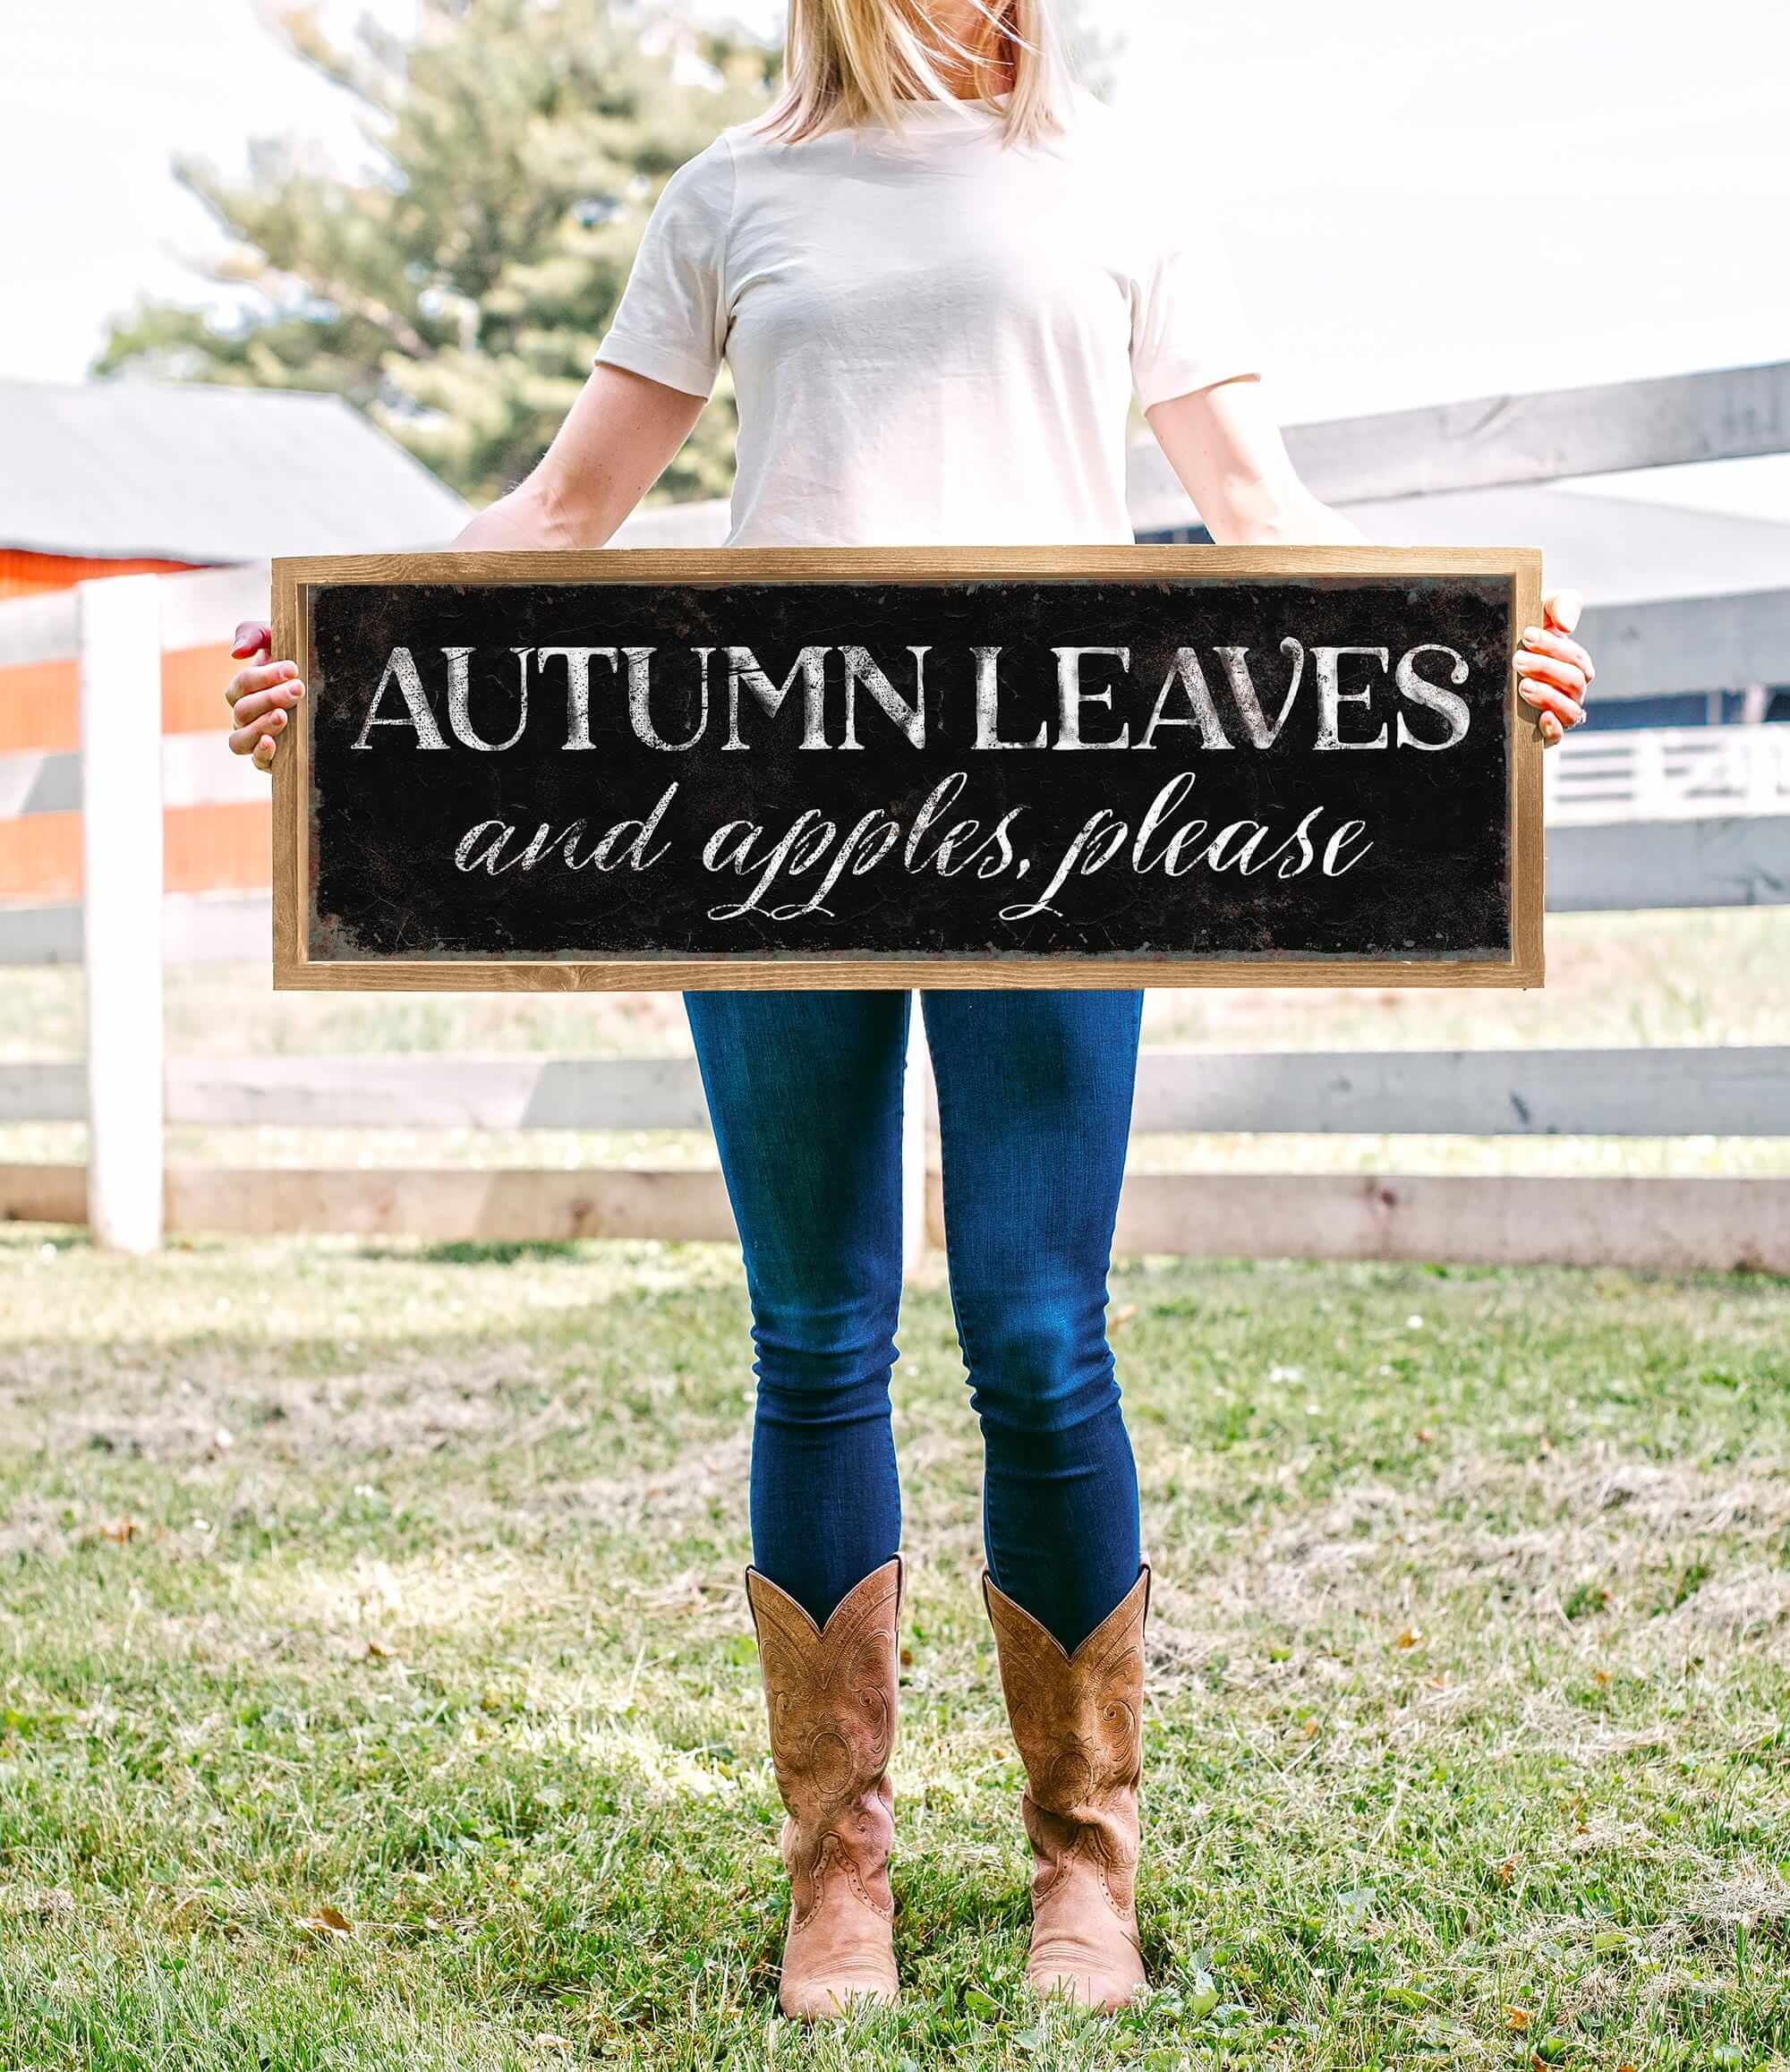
left=762, top=0, right=1074, bottom=147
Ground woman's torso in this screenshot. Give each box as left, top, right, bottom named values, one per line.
left=717, top=94, right=1153, bottom=550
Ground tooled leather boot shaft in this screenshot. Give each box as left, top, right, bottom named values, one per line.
left=984, top=1566, right=1150, bottom=2012
left=746, top=1556, right=903, bottom=2018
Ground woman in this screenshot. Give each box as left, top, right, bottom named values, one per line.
left=225, top=0, right=1593, bottom=2021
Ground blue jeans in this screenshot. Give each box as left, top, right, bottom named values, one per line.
left=684, top=988, right=1144, bottom=1652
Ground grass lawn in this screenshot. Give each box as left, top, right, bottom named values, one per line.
left=1, top=1231, right=1786, bottom=2069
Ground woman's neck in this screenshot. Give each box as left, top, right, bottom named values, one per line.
left=940, top=51, right=1014, bottom=99
left=919, top=1, right=1015, bottom=98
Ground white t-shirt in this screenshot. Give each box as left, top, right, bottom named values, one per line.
left=593, top=89, right=1261, bottom=549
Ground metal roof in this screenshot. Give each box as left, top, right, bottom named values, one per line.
left=0, top=379, right=470, bottom=564
left=1340, top=482, right=1790, bottom=609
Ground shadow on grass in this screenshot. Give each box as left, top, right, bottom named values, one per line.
left=366, top=1240, right=588, bottom=1268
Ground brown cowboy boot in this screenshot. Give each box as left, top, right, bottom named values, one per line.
left=983, top=1565, right=1151, bottom=2012
left=745, top=1556, right=903, bottom=2019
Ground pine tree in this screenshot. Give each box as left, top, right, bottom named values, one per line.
left=98, top=0, right=777, bottom=505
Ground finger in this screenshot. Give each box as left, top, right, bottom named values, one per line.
left=1542, top=587, right=1583, bottom=635
left=1539, top=710, right=1564, bottom=746
left=251, top=732, right=277, bottom=773
left=224, top=661, right=302, bottom=711
left=1513, top=652, right=1587, bottom=699
left=230, top=689, right=277, bottom=729
left=1517, top=677, right=1584, bottom=729
left=230, top=685, right=304, bottom=730
left=1518, top=672, right=1584, bottom=721
left=229, top=707, right=292, bottom=757
left=231, top=621, right=274, bottom=661
left=1519, top=625, right=1595, bottom=680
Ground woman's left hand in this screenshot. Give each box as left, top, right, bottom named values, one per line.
left=1518, top=589, right=1593, bottom=747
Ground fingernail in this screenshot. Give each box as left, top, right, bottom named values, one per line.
left=1523, top=627, right=1541, bottom=642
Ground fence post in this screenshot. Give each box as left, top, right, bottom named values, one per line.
left=1633, top=729, right=1667, bottom=821
left=79, top=576, right=166, bottom=1253
left=1750, top=721, right=1784, bottom=813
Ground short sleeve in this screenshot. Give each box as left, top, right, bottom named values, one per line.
left=593, top=138, right=735, bottom=399
left=1127, top=192, right=1263, bottom=412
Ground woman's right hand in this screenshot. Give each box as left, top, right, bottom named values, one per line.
left=225, top=621, right=303, bottom=774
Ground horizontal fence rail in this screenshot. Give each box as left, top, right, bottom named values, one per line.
left=1102, top=1173, right=1788, bottom=1275
left=2, top=1165, right=1785, bottom=1274
left=0, top=1164, right=741, bottom=1246
left=160, top=1055, right=716, bottom=1132
left=0, top=891, right=271, bottom=966
left=1547, top=815, right=1790, bottom=912
left=1129, top=1045, right=1790, bottom=1137
left=1128, top=359, right=1790, bottom=525
left=1573, top=588, right=1790, bottom=709
left=4, top=1047, right=1786, bottom=1138
left=0, top=734, right=268, bottom=818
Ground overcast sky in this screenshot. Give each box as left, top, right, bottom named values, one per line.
left=4, top=0, right=1785, bottom=511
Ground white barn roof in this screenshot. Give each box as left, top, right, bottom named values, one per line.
left=1341, top=482, right=1790, bottom=609
left=0, top=379, right=470, bottom=564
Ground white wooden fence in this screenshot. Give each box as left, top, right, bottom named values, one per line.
left=1543, top=723, right=1790, bottom=823
left=4, top=1045, right=1787, bottom=1272
left=4, top=364, right=1789, bottom=1267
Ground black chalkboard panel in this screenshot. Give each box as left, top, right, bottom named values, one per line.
left=272, top=548, right=1544, bottom=990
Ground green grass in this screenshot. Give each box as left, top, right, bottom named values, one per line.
left=1, top=1231, right=1787, bottom=2069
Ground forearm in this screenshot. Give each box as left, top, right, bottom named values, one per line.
left=449, top=458, right=645, bottom=551
left=450, top=476, right=571, bottom=551
left=1205, top=480, right=1368, bottom=548
left=448, top=365, right=705, bottom=552
left=1146, top=379, right=1368, bottom=549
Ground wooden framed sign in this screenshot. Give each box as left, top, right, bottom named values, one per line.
left=271, top=546, right=1544, bottom=991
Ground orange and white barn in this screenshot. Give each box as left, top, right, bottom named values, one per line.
left=0, top=379, right=468, bottom=908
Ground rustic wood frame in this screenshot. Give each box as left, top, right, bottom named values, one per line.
left=271, top=544, right=1545, bottom=991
